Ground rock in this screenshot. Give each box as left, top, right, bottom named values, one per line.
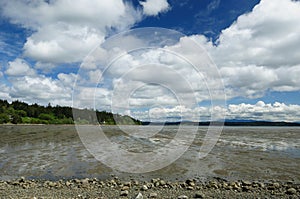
left=189, top=182, right=195, bottom=187
left=231, top=182, right=240, bottom=190
left=124, top=181, right=131, bottom=187
left=22, top=184, right=29, bottom=189
left=222, top=182, right=229, bottom=189
left=135, top=192, right=143, bottom=199
left=258, top=182, right=265, bottom=188
left=66, top=181, right=72, bottom=186
left=187, top=186, right=194, bottom=190
left=241, top=180, right=252, bottom=186
left=149, top=192, right=158, bottom=198
left=154, top=181, right=160, bottom=187
left=133, top=180, right=139, bottom=186
left=286, top=188, right=297, bottom=195
left=180, top=182, right=187, bottom=188
left=159, top=180, right=166, bottom=186
left=48, top=182, right=56, bottom=188
left=208, top=181, right=218, bottom=189
left=81, top=178, right=89, bottom=187
left=242, top=186, right=251, bottom=192
left=268, top=186, right=275, bottom=190
left=19, top=177, right=25, bottom=183
left=120, top=190, right=129, bottom=196
left=178, top=195, right=188, bottom=199
left=82, top=178, right=89, bottom=183
left=121, top=186, right=130, bottom=191
left=272, top=182, right=280, bottom=188
left=146, top=183, right=154, bottom=189
left=12, top=181, right=20, bottom=186
left=194, top=192, right=205, bottom=198
left=141, top=185, right=148, bottom=191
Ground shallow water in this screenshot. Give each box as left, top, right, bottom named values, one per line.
left=0, top=125, right=299, bottom=182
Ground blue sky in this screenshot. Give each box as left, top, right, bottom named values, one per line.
left=0, top=0, right=300, bottom=122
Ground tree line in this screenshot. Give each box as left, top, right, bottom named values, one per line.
left=0, top=99, right=141, bottom=125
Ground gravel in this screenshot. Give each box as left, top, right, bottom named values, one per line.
left=0, top=177, right=299, bottom=199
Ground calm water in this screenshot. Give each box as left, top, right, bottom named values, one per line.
left=0, top=125, right=299, bottom=182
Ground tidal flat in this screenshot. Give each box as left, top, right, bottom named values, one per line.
left=0, top=125, right=299, bottom=198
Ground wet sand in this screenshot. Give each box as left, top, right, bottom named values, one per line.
left=0, top=125, right=299, bottom=198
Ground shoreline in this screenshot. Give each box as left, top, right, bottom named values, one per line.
left=1, top=177, right=299, bottom=198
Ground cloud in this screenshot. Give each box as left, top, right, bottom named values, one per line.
left=213, top=0, right=300, bottom=68
left=191, top=0, right=300, bottom=98
left=207, top=0, right=220, bottom=13
left=3, top=60, right=75, bottom=106
left=7, top=74, right=72, bottom=106
left=227, top=101, right=300, bottom=122
left=5, top=58, right=36, bottom=76
left=140, top=0, right=170, bottom=16
left=0, top=83, right=11, bottom=101
left=131, top=101, right=300, bottom=122
left=0, top=0, right=142, bottom=65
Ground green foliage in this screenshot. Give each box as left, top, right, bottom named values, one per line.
left=0, top=113, right=9, bottom=124
left=38, top=113, right=55, bottom=121
left=11, top=114, right=22, bottom=124
left=0, top=99, right=140, bottom=125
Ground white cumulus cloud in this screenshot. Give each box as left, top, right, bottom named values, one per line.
left=0, top=0, right=142, bottom=65
left=5, top=58, right=36, bottom=76
left=140, top=0, right=170, bottom=16
left=227, top=101, right=300, bottom=122
left=191, top=0, right=300, bottom=98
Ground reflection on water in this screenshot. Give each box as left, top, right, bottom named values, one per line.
left=0, top=125, right=299, bottom=182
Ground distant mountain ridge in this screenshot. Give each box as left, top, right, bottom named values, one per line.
left=141, top=120, right=300, bottom=126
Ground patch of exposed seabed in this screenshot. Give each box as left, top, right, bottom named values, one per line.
left=0, top=125, right=299, bottom=182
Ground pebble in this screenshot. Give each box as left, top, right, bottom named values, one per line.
left=48, top=182, right=56, bottom=187
left=178, top=195, right=188, bottom=199
left=135, top=192, right=143, bottom=199
left=141, top=185, right=148, bottom=191
left=272, top=182, right=280, bottom=188
left=121, top=186, right=130, bottom=191
left=286, top=188, right=297, bottom=195
left=124, top=181, right=131, bottom=187
left=149, top=192, right=158, bottom=198
left=19, top=177, right=25, bottom=183
left=66, top=181, right=72, bottom=186
left=242, top=180, right=252, bottom=186
left=2, top=177, right=299, bottom=198
left=81, top=178, right=89, bottom=185
left=120, top=190, right=129, bottom=196
left=133, top=180, right=139, bottom=186
left=147, top=183, right=154, bottom=189
left=258, top=182, right=265, bottom=188
left=194, top=192, right=205, bottom=198
left=159, top=180, right=166, bottom=186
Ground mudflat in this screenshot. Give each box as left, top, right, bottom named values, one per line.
left=0, top=125, right=299, bottom=198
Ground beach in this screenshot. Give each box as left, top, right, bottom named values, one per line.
left=1, top=177, right=299, bottom=198
left=0, top=125, right=299, bottom=198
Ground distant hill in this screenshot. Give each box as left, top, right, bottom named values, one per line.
left=223, top=120, right=300, bottom=126
left=0, top=99, right=141, bottom=125
left=141, top=120, right=300, bottom=126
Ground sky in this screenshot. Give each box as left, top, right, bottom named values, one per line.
left=0, top=0, right=300, bottom=122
